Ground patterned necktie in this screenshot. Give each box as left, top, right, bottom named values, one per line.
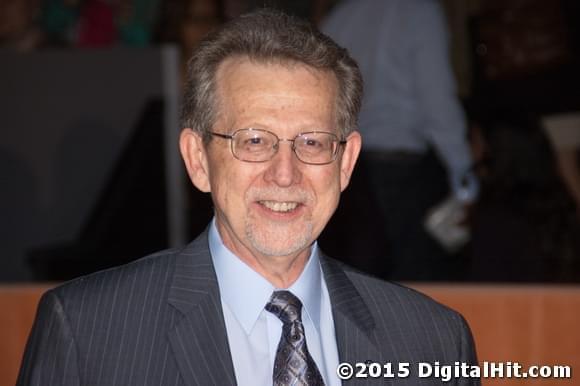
left=265, top=290, right=325, bottom=386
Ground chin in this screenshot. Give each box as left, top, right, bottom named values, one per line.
left=245, top=219, right=314, bottom=257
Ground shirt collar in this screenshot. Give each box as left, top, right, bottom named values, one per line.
left=209, top=218, right=322, bottom=334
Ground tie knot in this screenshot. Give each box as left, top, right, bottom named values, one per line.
left=265, top=290, right=303, bottom=324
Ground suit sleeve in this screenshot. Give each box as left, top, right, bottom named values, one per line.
left=16, top=291, right=81, bottom=386
left=456, top=313, right=481, bottom=386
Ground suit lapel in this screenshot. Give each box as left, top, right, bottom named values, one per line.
left=167, top=231, right=237, bottom=386
left=321, top=256, right=384, bottom=384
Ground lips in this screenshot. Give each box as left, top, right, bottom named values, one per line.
left=258, top=200, right=299, bottom=212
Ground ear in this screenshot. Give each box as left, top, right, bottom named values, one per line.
left=179, top=129, right=211, bottom=192
left=339, top=130, right=362, bottom=192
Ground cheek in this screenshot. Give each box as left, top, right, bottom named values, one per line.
left=211, top=169, right=237, bottom=213
left=312, top=167, right=342, bottom=215
left=207, top=154, right=235, bottom=212
left=210, top=161, right=264, bottom=212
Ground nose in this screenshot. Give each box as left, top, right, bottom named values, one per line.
left=263, top=141, right=302, bottom=187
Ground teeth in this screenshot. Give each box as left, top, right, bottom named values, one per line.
left=260, top=201, right=299, bottom=212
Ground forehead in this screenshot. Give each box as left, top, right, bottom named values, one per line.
left=213, top=56, right=338, bottom=129
left=215, top=55, right=336, bottom=88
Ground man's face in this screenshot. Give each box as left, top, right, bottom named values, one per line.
left=181, top=57, right=361, bottom=268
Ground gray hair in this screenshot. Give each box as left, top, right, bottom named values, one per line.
left=181, top=8, right=363, bottom=141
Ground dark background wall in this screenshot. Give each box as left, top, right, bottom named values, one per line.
left=0, top=48, right=174, bottom=281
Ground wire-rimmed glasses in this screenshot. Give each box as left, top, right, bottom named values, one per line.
left=210, top=128, right=347, bottom=165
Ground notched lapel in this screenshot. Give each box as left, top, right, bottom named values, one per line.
left=168, top=297, right=236, bottom=386
left=332, top=313, right=386, bottom=386
left=320, top=256, right=384, bottom=384
left=167, top=232, right=237, bottom=386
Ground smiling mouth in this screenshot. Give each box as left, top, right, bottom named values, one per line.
left=258, top=200, right=300, bottom=213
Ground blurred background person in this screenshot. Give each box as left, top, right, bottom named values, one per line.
left=542, top=113, right=580, bottom=218
left=322, top=0, right=478, bottom=281
left=156, top=0, right=221, bottom=80
left=0, top=0, right=43, bottom=50
left=468, top=116, right=580, bottom=282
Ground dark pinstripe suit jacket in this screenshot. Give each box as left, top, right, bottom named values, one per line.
left=17, top=230, right=480, bottom=385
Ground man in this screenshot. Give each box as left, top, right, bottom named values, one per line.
left=18, top=9, right=479, bottom=386
left=322, top=0, right=479, bottom=280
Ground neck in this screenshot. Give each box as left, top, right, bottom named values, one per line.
left=237, top=248, right=311, bottom=288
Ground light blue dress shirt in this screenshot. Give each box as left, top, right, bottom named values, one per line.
left=208, top=219, right=341, bottom=386
left=322, top=0, right=478, bottom=200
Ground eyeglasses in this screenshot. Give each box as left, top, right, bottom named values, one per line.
left=210, top=128, right=347, bottom=165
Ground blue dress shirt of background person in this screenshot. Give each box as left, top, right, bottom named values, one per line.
left=322, top=0, right=479, bottom=280
left=322, top=0, right=478, bottom=198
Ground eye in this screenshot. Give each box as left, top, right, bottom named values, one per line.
left=299, top=134, right=333, bottom=153
left=243, top=135, right=267, bottom=147
left=238, top=132, right=272, bottom=152
left=305, top=138, right=322, bottom=148
left=248, top=137, right=263, bottom=145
